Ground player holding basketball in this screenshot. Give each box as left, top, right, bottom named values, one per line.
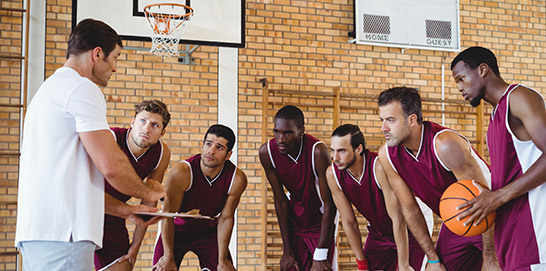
left=94, top=100, right=171, bottom=270
left=259, top=105, right=337, bottom=271
left=152, top=124, right=247, bottom=271
left=326, top=124, right=424, bottom=271
left=15, top=19, right=164, bottom=271
left=376, top=87, right=500, bottom=271
left=452, top=46, right=546, bottom=270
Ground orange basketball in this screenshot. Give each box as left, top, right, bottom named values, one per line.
left=439, top=180, right=496, bottom=236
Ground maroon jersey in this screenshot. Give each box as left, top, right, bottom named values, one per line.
left=174, top=154, right=237, bottom=234
left=487, top=84, right=546, bottom=270
left=267, top=134, right=325, bottom=230
left=332, top=150, right=393, bottom=236
left=95, top=127, right=163, bottom=268
left=385, top=121, right=487, bottom=215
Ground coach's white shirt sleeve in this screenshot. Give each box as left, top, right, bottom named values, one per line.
left=16, top=67, right=109, bottom=248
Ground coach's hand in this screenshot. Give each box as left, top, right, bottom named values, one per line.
left=144, top=178, right=166, bottom=202
left=280, top=253, right=299, bottom=271
left=310, top=260, right=331, bottom=271
left=152, top=255, right=178, bottom=271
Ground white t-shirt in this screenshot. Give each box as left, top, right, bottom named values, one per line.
left=15, top=67, right=110, bottom=248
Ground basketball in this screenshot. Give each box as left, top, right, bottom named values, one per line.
left=439, top=180, right=496, bottom=237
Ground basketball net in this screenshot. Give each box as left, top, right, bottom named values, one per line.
left=144, top=3, right=193, bottom=58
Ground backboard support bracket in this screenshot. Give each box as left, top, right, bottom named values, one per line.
left=124, top=44, right=199, bottom=65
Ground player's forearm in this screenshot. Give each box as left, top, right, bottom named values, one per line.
left=217, top=215, right=235, bottom=262
left=274, top=199, right=294, bottom=254
left=391, top=218, right=410, bottom=267
left=403, top=206, right=438, bottom=260
left=342, top=218, right=365, bottom=260
left=130, top=225, right=148, bottom=253
left=317, top=203, right=336, bottom=249
left=481, top=225, right=498, bottom=263
left=160, top=218, right=176, bottom=257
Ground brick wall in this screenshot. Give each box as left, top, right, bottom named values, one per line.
left=1, top=0, right=545, bottom=270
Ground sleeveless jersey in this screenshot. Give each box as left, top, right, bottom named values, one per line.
left=100, top=127, right=163, bottom=257
left=332, top=150, right=394, bottom=236
left=487, top=84, right=546, bottom=270
left=385, top=121, right=490, bottom=216
left=267, top=134, right=325, bottom=230
left=174, top=154, right=237, bottom=234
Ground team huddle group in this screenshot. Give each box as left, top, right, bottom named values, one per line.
left=14, top=19, right=546, bottom=271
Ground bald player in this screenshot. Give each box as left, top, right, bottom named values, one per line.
left=376, top=87, right=500, bottom=271
left=153, top=124, right=247, bottom=271
left=259, top=105, right=337, bottom=271
left=326, top=124, right=424, bottom=271
left=452, top=46, right=546, bottom=270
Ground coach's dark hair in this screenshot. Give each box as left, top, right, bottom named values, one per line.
left=332, top=124, right=366, bottom=156
left=134, top=100, right=171, bottom=129
left=450, top=46, right=501, bottom=77
left=378, top=87, right=423, bottom=125
left=67, top=19, right=123, bottom=59
left=274, top=105, right=305, bottom=128
left=204, top=124, right=236, bottom=152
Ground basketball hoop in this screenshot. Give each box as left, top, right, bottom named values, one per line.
left=144, top=3, right=193, bottom=58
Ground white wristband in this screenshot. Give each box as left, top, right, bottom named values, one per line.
left=313, top=248, right=328, bottom=261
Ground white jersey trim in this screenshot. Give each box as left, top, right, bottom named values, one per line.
left=227, top=167, right=237, bottom=194
left=312, top=141, right=326, bottom=214
left=332, top=163, right=343, bottom=191
left=372, top=157, right=382, bottom=191
left=267, top=140, right=276, bottom=169
left=181, top=160, right=193, bottom=192
left=504, top=85, right=546, bottom=264
left=384, top=143, right=399, bottom=174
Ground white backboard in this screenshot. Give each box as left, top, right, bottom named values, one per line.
left=72, top=0, right=245, bottom=48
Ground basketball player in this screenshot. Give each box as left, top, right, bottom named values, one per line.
left=326, top=124, right=424, bottom=271
left=259, top=105, right=337, bottom=271
left=152, top=124, right=247, bottom=271
left=94, top=100, right=171, bottom=270
left=376, top=87, right=500, bottom=271
left=15, top=19, right=164, bottom=271
left=451, top=46, right=546, bottom=270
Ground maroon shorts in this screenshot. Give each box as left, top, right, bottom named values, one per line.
left=436, top=223, right=483, bottom=270
left=289, top=224, right=335, bottom=271
left=94, top=222, right=130, bottom=269
left=153, top=228, right=232, bottom=271
left=364, top=226, right=425, bottom=271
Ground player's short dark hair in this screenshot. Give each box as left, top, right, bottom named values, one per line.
left=67, top=19, right=123, bottom=59
left=450, top=46, right=501, bottom=77
left=134, top=100, right=171, bottom=129
left=331, top=124, right=366, bottom=156
left=274, top=105, right=305, bottom=128
left=205, top=124, right=236, bottom=152
left=378, top=86, right=423, bottom=125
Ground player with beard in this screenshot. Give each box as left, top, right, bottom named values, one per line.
left=326, top=124, right=424, bottom=271
left=94, top=100, right=172, bottom=270
left=376, top=87, right=500, bottom=271
left=452, top=46, right=546, bottom=270
left=259, top=105, right=337, bottom=271
left=153, top=124, right=248, bottom=271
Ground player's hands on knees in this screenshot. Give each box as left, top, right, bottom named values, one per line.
left=397, top=263, right=415, bottom=271
left=425, top=262, right=447, bottom=271
left=481, top=256, right=502, bottom=271
left=217, top=259, right=237, bottom=271
left=152, top=255, right=178, bottom=271
left=310, top=260, right=332, bottom=271
left=118, top=243, right=139, bottom=270
left=456, top=180, right=500, bottom=227
left=280, top=253, right=299, bottom=271
left=144, top=178, right=166, bottom=202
